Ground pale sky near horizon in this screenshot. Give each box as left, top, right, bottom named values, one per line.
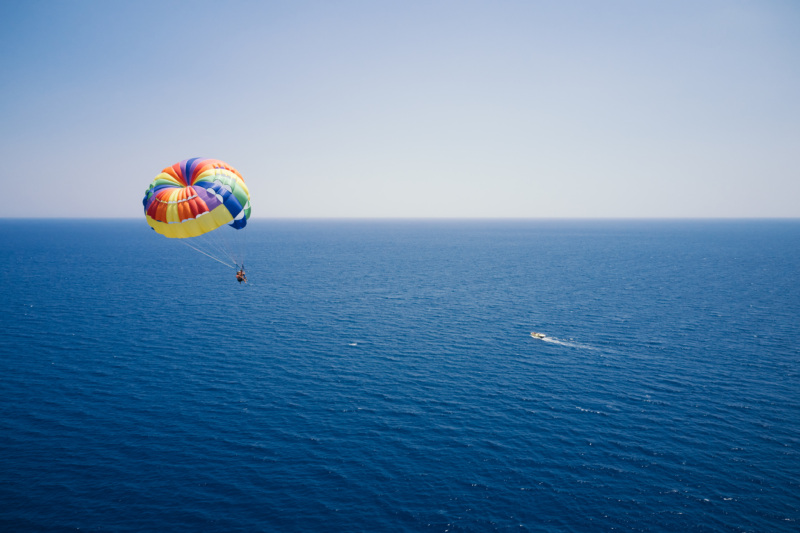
left=1, top=0, right=798, bottom=218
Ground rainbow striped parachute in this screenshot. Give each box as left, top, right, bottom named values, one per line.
left=143, top=157, right=251, bottom=239
left=143, top=158, right=251, bottom=269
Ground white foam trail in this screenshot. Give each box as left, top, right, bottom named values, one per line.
left=540, top=337, right=598, bottom=350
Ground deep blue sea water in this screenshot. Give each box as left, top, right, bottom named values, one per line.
left=1, top=219, right=798, bottom=532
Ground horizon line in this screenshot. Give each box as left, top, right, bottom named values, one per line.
left=2, top=216, right=799, bottom=221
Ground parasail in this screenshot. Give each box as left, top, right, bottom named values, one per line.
left=143, top=157, right=251, bottom=269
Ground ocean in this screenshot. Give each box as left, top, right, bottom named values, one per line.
left=0, top=219, right=798, bottom=532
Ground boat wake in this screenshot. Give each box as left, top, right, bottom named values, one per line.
left=532, top=333, right=597, bottom=350
left=543, top=337, right=596, bottom=349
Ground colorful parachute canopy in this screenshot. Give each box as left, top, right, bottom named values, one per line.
left=142, top=158, right=251, bottom=239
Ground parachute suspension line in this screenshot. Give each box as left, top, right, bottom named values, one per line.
left=219, top=233, right=239, bottom=267
left=215, top=228, right=239, bottom=266
left=199, top=229, right=233, bottom=266
left=179, top=239, right=236, bottom=269
left=239, top=223, right=248, bottom=268
left=191, top=226, right=241, bottom=268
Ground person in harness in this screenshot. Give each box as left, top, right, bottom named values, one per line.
left=236, top=266, right=247, bottom=283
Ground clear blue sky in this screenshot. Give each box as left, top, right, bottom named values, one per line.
left=1, top=0, right=798, bottom=218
